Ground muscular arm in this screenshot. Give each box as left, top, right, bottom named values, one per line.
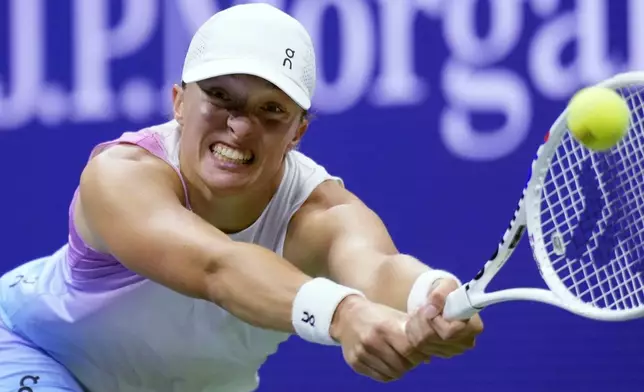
left=77, top=144, right=310, bottom=332
left=285, top=181, right=434, bottom=312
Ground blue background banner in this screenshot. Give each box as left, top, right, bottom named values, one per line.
left=1, top=0, right=643, bottom=391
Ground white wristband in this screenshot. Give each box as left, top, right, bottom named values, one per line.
left=292, top=278, right=365, bottom=346
left=406, top=269, right=462, bottom=314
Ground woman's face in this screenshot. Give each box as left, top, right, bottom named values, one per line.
left=173, top=74, right=308, bottom=196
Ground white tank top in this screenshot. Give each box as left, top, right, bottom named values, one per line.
left=0, top=121, right=342, bottom=392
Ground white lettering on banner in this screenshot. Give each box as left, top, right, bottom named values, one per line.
left=0, top=0, right=44, bottom=129
left=72, top=0, right=157, bottom=122
left=39, top=84, right=68, bottom=127
left=441, top=0, right=529, bottom=161
left=0, top=0, right=640, bottom=162
left=443, top=0, right=523, bottom=66
left=292, top=0, right=375, bottom=114
left=528, top=0, right=619, bottom=101
left=577, top=0, right=617, bottom=82
left=628, top=0, right=644, bottom=70
left=529, top=0, right=560, bottom=16
left=370, top=0, right=430, bottom=106
left=441, top=60, right=531, bottom=161
left=72, top=0, right=112, bottom=121
left=527, top=6, right=578, bottom=100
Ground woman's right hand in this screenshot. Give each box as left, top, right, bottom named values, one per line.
left=329, top=296, right=427, bottom=383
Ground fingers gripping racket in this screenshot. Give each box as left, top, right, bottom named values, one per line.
left=444, top=72, right=644, bottom=322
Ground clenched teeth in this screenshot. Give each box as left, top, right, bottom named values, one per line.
left=210, top=143, right=254, bottom=164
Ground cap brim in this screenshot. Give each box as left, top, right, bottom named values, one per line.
left=182, top=59, right=311, bottom=110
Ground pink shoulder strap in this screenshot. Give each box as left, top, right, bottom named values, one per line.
left=88, top=129, right=191, bottom=209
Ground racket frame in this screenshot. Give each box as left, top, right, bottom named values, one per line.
left=443, top=72, right=644, bottom=322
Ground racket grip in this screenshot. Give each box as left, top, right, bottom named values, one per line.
left=443, top=285, right=480, bottom=321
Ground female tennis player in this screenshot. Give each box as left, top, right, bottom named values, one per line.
left=0, top=4, right=482, bottom=391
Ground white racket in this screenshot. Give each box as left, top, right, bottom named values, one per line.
left=443, top=71, right=644, bottom=322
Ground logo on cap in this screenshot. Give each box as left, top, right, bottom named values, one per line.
left=283, top=48, right=295, bottom=70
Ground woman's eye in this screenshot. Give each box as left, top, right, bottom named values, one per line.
left=208, top=89, right=230, bottom=101
left=263, top=103, right=285, bottom=114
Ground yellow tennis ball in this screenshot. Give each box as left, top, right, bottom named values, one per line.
left=566, top=86, right=630, bottom=151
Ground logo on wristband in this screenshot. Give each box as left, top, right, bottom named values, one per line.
left=301, top=311, right=315, bottom=326
left=18, top=375, right=40, bottom=392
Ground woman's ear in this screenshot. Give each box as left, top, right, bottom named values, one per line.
left=288, top=118, right=309, bottom=151
left=172, top=83, right=185, bottom=126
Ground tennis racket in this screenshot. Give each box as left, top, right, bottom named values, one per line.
left=443, top=71, right=644, bottom=322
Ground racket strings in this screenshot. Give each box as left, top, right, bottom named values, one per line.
left=539, top=84, right=644, bottom=311
left=543, top=148, right=644, bottom=211
left=584, top=263, right=637, bottom=310
left=554, top=237, right=644, bottom=282
left=542, top=149, right=588, bottom=299
left=559, top=247, right=644, bottom=308
left=544, top=192, right=644, bottom=256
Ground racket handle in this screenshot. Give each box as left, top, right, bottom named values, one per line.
left=443, top=285, right=480, bottom=321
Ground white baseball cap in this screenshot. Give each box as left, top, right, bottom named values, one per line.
left=181, top=3, right=317, bottom=110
